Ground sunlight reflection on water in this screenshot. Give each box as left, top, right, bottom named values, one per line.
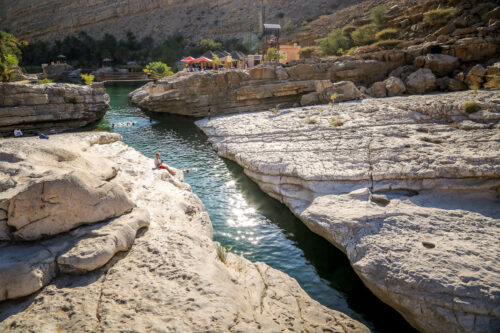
left=91, top=82, right=417, bottom=333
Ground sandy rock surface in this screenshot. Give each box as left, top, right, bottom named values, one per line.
left=197, top=90, right=500, bottom=333
left=0, top=133, right=367, bottom=332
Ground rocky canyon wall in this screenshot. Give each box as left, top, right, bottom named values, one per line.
left=0, top=0, right=357, bottom=43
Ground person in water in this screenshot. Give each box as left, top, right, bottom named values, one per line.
left=154, top=153, right=176, bottom=176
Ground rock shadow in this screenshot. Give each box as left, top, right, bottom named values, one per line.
left=407, top=189, right=500, bottom=219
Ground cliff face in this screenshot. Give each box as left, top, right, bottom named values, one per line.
left=0, top=0, right=357, bottom=43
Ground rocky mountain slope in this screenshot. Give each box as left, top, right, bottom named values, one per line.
left=285, top=0, right=499, bottom=46
left=0, top=0, right=357, bottom=43
left=0, top=132, right=368, bottom=332
left=196, top=90, right=500, bottom=333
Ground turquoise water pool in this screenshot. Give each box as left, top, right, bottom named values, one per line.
left=90, top=82, right=415, bottom=332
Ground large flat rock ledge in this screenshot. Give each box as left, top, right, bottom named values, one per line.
left=0, top=132, right=367, bottom=332
left=0, top=82, right=109, bottom=137
left=196, top=90, right=500, bottom=333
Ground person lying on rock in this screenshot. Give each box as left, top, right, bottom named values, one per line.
left=154, top=153, right=176, bottom=176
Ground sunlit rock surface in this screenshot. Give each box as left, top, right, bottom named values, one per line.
left=197, top=90, right=500, bottom=333
left=0, top=133, right=367, bottom=332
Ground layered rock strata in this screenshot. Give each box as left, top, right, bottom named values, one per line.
left=196, top=90, right=500, bottom=333
left=0, top=82, right=109, bottom=136
left=0, top=132, right=368, bottom=332
left=129, top=59, right=399, bottom=117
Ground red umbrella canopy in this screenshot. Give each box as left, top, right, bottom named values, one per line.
left=193, top=56, right=213, bottom=62
left=181, top=56, right=195, bottom=63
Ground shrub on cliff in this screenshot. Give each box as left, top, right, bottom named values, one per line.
left=299, top=46, right=320, bottom=58
left=371, top=5, right=389, bottom=27
left=424, top=8, right=456, bottom=26
left=372, top=39, right=402, bottom=50
left=338, top=47, right=356, bottom=56
left=36, top=78, right=53, bottom=84
left=463, top=100, right=479, bottom=113
left=376, top=28, right=399, bottom=40
left=317, top=28, right=352, bottom=56
left=351, top=24, right=378, bottom=45
left=144, top=62, right=174, bottom=79
left=342, top=25, right=357, bottom=37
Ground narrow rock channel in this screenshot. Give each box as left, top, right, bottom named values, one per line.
left=95, top=82, right=417, bottom=332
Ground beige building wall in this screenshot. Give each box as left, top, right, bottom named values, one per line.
left=279, top=45, right=301, bottom=64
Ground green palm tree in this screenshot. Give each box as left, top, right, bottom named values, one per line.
left=0, top=30, right=27, bottom=82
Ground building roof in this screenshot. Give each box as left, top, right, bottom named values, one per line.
left=263, top=24, right=281, bottom=30
left=200, top=51, right=212, bottom=59
left=231, top=51, right=246, bottom=60
left=214, top=50, right=231, bottom=58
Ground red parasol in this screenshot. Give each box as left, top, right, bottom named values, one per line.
left=181, top=56, right=195, bottom=63
left=193, top=56, right=213, bottom=63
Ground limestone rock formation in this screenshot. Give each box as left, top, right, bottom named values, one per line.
left=129, top=60, right=394, bottom=116
left=42, top=63, right=74, bottom=81
left=466, top=64, right=487, bottom=88
left=0, top=133, right=142, bottom=300
left=0, top=82, right=109, bottom=136
left=405, top=68, right=436, bottom=94
left=317, top=81, right=364, bottom=102
left=421, top=54, right=460, bottom=77
left=0, top=133, right=368, bottom=332
left=384, top=76, right=406, bottom=96
left=130, top=31, right=496, bottom=116
left=368, top=81, right=387, bottom=98
left=197, top=90, right=500, bottom=333
left=448, top=77, right=467, bottom=91
left=130, top=68, right=315, bottom=116
left=6, top=172, right=134, bottom=241
left=0, top=208, right=150, bottom=301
